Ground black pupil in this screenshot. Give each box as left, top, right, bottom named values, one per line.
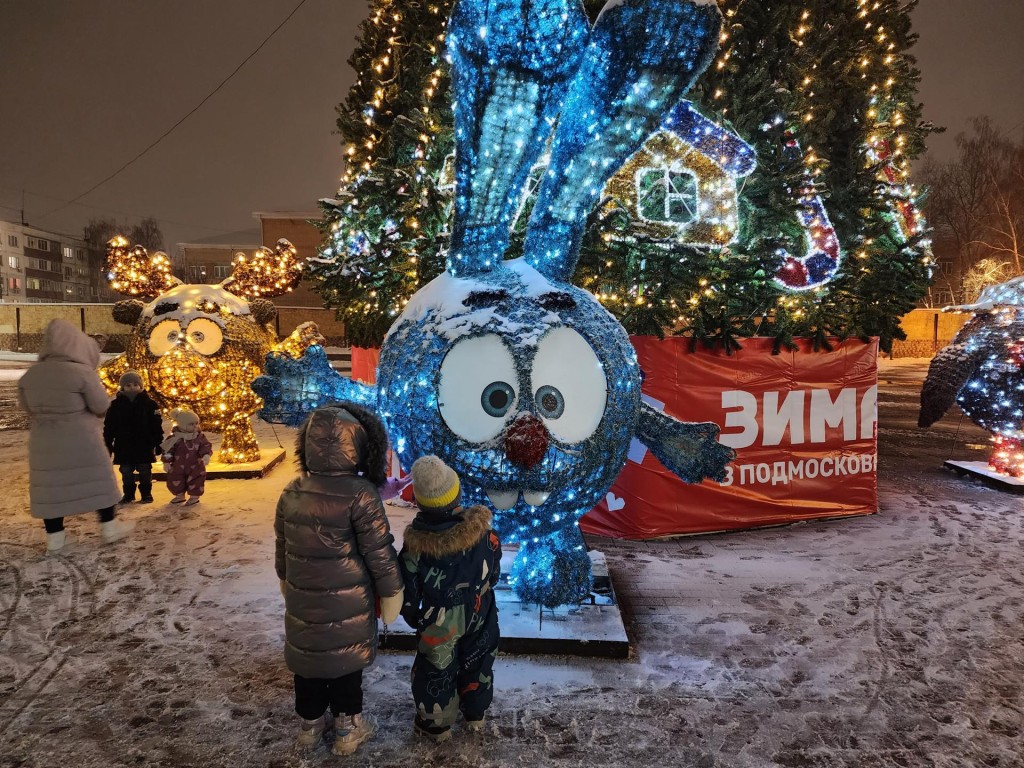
left=541, top=392, right=558, bottom=412
left=488, top=389, right=509, bottom=410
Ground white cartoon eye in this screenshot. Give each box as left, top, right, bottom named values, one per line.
left=185, top=318, right=223, bottom=356
left=148, top=319, right=181, bottom=356
left=438, top=334, right=518, bottom=442
left=531, top=327, right=608, bottom=443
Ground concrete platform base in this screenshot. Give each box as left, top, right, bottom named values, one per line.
left=379, top=549, right=631, bottom=659
left=944, top=460, right=1024, bottom=494
left=152, top=448, right=287, bottom=480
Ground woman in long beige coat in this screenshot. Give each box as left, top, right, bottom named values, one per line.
left=18, top=319, right=132, bottom=552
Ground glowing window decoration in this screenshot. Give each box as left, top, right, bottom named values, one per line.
left=921, top=277, right=1024, bottom=477
left=636, top=168, right=698, bottom=225
left=99, top=238, right=321, bottom=464
left=256, top=0, right=735, bottom=608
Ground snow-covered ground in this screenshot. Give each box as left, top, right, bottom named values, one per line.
left=1, top=359, right=1022, bottom=767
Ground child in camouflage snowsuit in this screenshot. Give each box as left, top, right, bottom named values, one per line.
left=400, top=455, right=501, bottom=741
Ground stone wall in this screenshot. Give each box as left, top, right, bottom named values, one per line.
left=889, top=309, right=971, bottom=359
left=0, top=303, right=347, bottom=352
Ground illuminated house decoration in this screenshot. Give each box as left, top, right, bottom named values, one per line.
left=100, top=236, right=321, bottom=464
left=256, top=0, right=734, bottom=608
left=920, top=277, right=1024, bottom=478
left=603, top=100, right=755, bottom=247
left=442, top=100, right=844, bottom=291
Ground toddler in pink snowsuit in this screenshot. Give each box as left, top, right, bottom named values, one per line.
left=160, top=408, right=213, bottom=506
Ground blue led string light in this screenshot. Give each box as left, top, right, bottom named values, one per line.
left=524, top=0, right=723, bottom=281
left=256, top=0, right=733, bottom=607
left=446, top=0, right=589, bottom=275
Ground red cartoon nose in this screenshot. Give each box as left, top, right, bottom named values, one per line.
left=504, top=413, right=549, bottom=469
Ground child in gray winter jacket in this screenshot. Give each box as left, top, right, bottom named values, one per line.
left=274, top=402, right=404, bottom=756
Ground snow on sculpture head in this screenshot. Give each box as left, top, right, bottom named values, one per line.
left=256, top=0, right=734, bottom=606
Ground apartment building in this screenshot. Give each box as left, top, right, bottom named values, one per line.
left=178, top=241, right=265, bottom=285
left=0, top=219, right=112, bottom=303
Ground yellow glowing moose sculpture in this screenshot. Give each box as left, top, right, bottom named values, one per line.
left=99, top=236, right=322, bottom=464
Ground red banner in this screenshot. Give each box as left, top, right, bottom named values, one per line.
left=351, top=346, right=380, bottom=384
left=581, top=337, right=878, bottom=539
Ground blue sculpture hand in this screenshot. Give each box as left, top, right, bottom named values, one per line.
left=637, top=402, right=735, bottom=484
left=253, top=345, right=375, bottom=427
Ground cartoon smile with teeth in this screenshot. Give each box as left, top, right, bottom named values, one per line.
left=254, top=0, right=735, bottom=606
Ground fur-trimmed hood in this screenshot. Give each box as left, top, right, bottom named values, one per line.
left=295, top=401, right=389, bottom=484
left=403, top=505, right=492, bottom=559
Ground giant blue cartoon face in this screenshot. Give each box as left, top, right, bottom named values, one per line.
left=254, top=0, right=734, bottom=606
left=376, top=260, right=642, bottom=600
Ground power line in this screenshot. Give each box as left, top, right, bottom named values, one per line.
left=0, top=184, right=242, bottom=235
left=34, top=0, right=311, bottom=224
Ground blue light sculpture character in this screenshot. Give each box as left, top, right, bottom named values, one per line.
left=254, top=0, right=734, bottom=607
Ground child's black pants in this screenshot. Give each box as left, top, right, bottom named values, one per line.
left=119, top=463, right=153, bottom=498
left=294, top=671, right=363, bottom=719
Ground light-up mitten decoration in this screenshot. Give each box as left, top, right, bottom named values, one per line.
left=257, top=0, right=734, bottom=607
left=920, top=277, right=1024, bottom=477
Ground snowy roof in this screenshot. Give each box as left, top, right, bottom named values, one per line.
left=661, top=101, right=757, bottom=179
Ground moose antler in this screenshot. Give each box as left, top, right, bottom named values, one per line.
left=221, top=238, right=303, bottom=299
left=105, top=235, right=181, bottom=299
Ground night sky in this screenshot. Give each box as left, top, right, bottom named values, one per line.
left=0, top=0, right=1022, bottom=252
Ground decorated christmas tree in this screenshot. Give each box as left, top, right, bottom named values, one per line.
left=311, top=0, right=457, bottom=347
left=311, top=0, right=603, bottom=347
left=313, top=0, right=934, bottom=351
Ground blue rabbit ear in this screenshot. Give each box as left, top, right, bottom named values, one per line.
left=524, top=0, right=723, bottom=282
left=446, top=0, right=590, bottom=277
